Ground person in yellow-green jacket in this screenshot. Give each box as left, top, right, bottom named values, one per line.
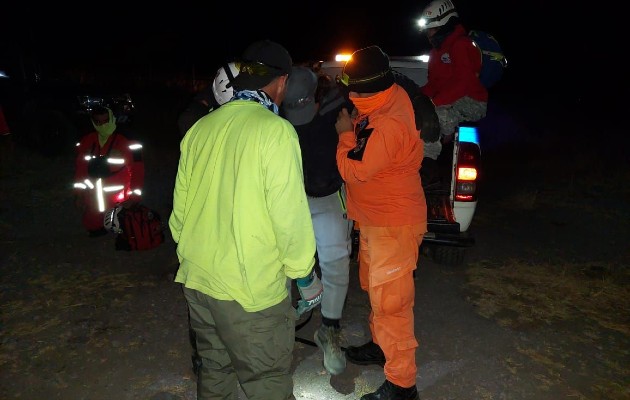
left=168, top=39, right=318, bottom=400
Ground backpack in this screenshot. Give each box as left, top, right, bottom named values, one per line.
left=393, top=70, right=440, bottom=143
left=468, top=30, right=507, bottom=89
left=115, top=204, right=165, bottom=251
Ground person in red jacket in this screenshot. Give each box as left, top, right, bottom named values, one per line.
left=418, top=0, right=488, bottom=163
left=335, top=45, right=426, bottom=400
left=73, top=106, right=144, bottom=237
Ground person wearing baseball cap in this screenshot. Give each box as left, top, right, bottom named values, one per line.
left=170, top=39, right=316, bottom=400
left=230, top=39, right=292, bottom=91
left=335, top=45, right=426, bottom=400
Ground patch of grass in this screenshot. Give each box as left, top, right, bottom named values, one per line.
left=466, top=259, right=630, bottom=397
left=465, top=260, right=630, bottom=335
left=0, top=270, right=151, bottom=372
left=1, top=271, right=138, bottom=321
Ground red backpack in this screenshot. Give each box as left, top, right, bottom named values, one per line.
left=115, top=204, right=165, bottom=251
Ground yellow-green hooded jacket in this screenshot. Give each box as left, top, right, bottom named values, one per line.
left=169, top=99, right=316, bottom=312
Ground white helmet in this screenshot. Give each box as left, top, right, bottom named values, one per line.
left=212, top=62, right=240, bottom=106
left=417, top=0, right=459, bottom=30
left=104, top=205, right=124, bottom=234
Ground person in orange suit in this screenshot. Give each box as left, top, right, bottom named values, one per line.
left=335, top=45, right=427, bottom=400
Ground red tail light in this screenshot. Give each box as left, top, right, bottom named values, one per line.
left=455, top=141, right=480, bottom=201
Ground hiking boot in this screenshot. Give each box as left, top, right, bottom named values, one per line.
left=313, top=325, right=346, bottom=375
left=345, top=340, right=385, bottom=366
left=361, top=380, right=419, bottom=400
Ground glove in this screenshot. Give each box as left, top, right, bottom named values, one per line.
left=296, top=272, right=323, bottom=316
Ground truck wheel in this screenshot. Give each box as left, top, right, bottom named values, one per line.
left=431, top=245, right=466, bottom=267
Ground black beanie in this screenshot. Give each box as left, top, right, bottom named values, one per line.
left=341, top=45, right=395, bottom=93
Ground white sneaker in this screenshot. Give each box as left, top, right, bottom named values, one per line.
left=314, top=325, right=346, bottom=375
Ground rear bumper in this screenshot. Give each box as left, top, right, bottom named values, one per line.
left=423, top=224, right=475, bottom=247
left=453, top=201, right=476, bottom=232
left=424, top=195, right=476, bottom=248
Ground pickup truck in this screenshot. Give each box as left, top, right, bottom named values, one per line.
left=319, top=57, right=481, bottom=266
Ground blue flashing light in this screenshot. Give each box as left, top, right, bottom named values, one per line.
left=459, top=126, right=479, bottom=144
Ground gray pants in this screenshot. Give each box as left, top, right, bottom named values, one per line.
left=424, top=96, right=487, bottom=160
left=307, top=189, right=352, bottom=320
left=183, top=287, right=296, bottom=400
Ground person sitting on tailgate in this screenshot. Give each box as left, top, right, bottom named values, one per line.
left=417, top=0, right=487, bottom=166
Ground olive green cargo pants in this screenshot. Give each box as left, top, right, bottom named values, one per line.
left=183, top=287, right=296, bottom=400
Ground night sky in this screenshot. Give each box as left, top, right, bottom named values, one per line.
left=0, top=1, right=612, bottom=105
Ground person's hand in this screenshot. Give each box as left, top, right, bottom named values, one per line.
left=296, top=273, right=323, bottom=316
left=335, top=108, right=353, bottom=135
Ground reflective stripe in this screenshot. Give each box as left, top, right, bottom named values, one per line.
left=84, top=179, right=94, bottom=189
left=107, top=157, right=125, bottom=164
left=337, top=184, right=347, bottom=218
left=74, top=183, right=87, bottom=189
left=129, top=144, right=142, bottom=150
left=96, top=179, right=105, bottom=212
left=103, top=185, right=125, bottom=192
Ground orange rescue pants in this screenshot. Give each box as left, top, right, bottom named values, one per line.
left=358, top=224, right=424, bottom=388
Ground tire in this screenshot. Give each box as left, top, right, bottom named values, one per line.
left=431, top=245, right=466, bottom=267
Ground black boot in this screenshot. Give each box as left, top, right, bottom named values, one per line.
left=345, top=340, right=385, bottom=366
left=361, top=380, right=419, bottom=400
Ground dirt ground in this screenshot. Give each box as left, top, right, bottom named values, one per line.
left=1, top=90, right=629, bottom=400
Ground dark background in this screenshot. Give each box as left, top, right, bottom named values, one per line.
left=0, top=0, right=622, bottom=151
left=0, top=1, right=605, bottom=94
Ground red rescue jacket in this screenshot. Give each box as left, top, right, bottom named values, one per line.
left=421, top=24, right=488, bottom=106
left=73, top=131, right=144, bottom=213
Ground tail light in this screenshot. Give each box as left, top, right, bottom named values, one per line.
left=455, top=126, right=480, bottom=202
